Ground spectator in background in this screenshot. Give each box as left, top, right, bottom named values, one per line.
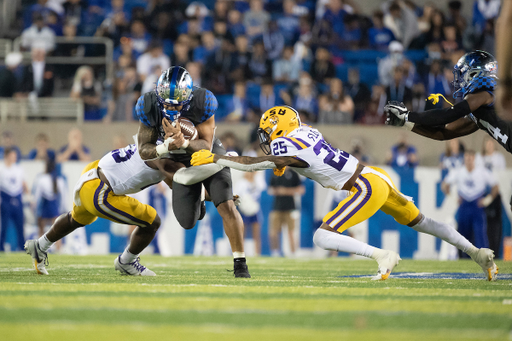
left=213, top=0, right=230, bottom=21
left=477, top=137, right=505, bottom=257
left=321, top=0, right=348, bottom=42
left=171, top=39, right=193, bottom=67
left=0, top=148, right=28, bottom=252
left=96, top=6, right=129, bottom=46
left=273, top=45, right=301, bottom=83
left=204, top=38, right=236, bottom=94
left=475, top=19, right=496, bottom=54
left=385, top=66, right=413, bottom=109
left=247, top=40, right=272, bottom=82
left=259, top=80, right=276, bottom=113
left=0, top=52, right=23, bottom=98
left=309, top=47, right=335, bottom=85
left=378, top=41, right=415, bottom=87
left=21, top=48, right=55, bottom=98
left=233, top=35, right=251, bottom=80
left=447, top=1, right=467, bottom=35
left=440, top=138, right=465, bottom=171
left=186, top=61, right=203, bottom=88
left=194, top=31, right=218, bottom=65
left=349, top=138, right=372, bottom=164
left=278, top=0, right=301, bottom=45
left=54, top=23, right=83, bottom=79
left=243, top=0, right=270, bottom=42
left=424, top=60, right=451, bottom=104
left=225, top=81, right=250, bottom=123
left=46, top=10, right=63, bottom=36
left=149, top=12, right=178, bottom=42
left=346, top=68, right=371, bottom=122
left=411, top=82, right=427, bottom=112
left=234, top=170, right=266, bottom=256
left=27, top=133, right=56, bottom=161
left=105, top=66, right=141, bottom=122
left=136, top=41, right=170, bottom=82
left=472, top=0, right=500, bottom=34
left=228, top=9, right=246, bottom=38
left=183, top=1, right=213, bottom=33
left=441, top=24, right=463, bottom=60
left=311, top=18, right=336, bottom=48
left=70, top=66, right=102, bottom=120
left=129, top=20, right=151, bottom=55
left=368, top=10, right=396, bottom=51
left=57, top=128, right=91, bottom=162
left=0, top=131, right=22, bottom=161
left=342, top=14, right=362, bottom=50
left=21, top=13, right=56, bottom=52
left=32, top=157, right=68, bottom=246
left=281, top=73, right=319, bottom=119
left=416, top=3, right=434, bottom=33
left=318, top=78, right=354, bottom=124
left=213, top=20, right=234, bottom=43
left=268, top=168, right=305, bottom=257
left=113, top=36, right=138, bottom=63
left=386, top=134, right=418, bottom=169
left=263, top=20, right=285, bottom=61
left=383, top=1, right=419, bottom=48
left=219, top=131, right=242, bottom=155
left=63, top=0, right=88, bottom=28
left=359, top=99, right=385, bottom=125
left=442, top=150, right=498, bottom=258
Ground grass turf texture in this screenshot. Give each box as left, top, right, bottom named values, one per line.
left=1, top=253, right=511, bottom=341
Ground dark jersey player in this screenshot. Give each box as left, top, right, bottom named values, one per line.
left=385, top=51, right=512, bottom=208
left=135, top=66, right=250, bottom=278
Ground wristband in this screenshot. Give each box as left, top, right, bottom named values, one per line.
left=180, top=139, right=190, bottom=150
left=156, top=137, right=174, bottom=157
left=403, top=113, right=415, bottom=131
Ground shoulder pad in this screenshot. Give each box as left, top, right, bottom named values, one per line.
left=186, top=87, right=218, bottom=124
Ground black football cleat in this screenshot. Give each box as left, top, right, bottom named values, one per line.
left=233, top=258, right=251, bottom=278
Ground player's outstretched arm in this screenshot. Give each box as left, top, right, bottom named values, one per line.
left=191, top=149, right=308, bottom=171
left=411, top=117, right=479, bottom=141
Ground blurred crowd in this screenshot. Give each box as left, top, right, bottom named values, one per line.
left=0, top=0, right=502, bottom=123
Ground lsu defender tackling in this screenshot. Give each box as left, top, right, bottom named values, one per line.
left=192, top=105, right=498, bottom=281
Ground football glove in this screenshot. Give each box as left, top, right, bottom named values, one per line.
left=273, top=167, right=286, bottom=176
left=191, top=149, right=215, bottom=166
left=384, top=101, right=415, bottom=131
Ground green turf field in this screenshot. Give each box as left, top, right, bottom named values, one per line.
left=1, top=253, right=511, bottom=341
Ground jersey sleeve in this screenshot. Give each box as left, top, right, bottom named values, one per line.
left=200, top=89, right=218, bottom=122
left=135, top=92, right=161, bottom=127
left=270, top=137, right=305, bottom=157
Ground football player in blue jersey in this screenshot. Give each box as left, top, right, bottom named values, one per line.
left=384, top=50, right=512, bottom=209
left=134, top=66, right=250, bottom=278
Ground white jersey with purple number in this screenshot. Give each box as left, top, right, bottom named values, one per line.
left=271, top=126, right=359, bottom=190
left=98, top=144, right=165, bottom=195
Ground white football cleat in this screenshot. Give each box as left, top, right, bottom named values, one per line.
left=371, top=250, right=401, bottom=281
left=472, top=248, right=498, bottom=281
left=114, top=256, right=156, bottom=276
left=24, top=240, right=49, bottom=275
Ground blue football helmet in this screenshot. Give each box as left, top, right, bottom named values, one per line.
left=155, top=66, right=193, bottom=121
left=452, top=50, right=498, bottom=98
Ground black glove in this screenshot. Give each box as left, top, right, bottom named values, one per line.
left=384, top=101, right=409, bottom=127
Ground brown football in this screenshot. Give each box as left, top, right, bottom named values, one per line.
left=178, top=117, right=198, bottom=140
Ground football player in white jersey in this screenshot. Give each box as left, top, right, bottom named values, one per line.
left=192, top=105, right=499, bottom=281
left=25, top=139, right=224, bottom=276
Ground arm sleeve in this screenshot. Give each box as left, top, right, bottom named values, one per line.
left=407, top=100, right=471, bottom=126
left=269, top=137, right=301, bottom=157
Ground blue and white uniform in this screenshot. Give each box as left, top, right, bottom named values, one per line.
left=0, top=162, right=25, bottom=251
left=444, top=166, right=497, bottom=248
left=33, top=173, right=68, bottom=219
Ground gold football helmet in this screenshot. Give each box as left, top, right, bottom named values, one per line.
left=257, top=105, right=301, bottom=155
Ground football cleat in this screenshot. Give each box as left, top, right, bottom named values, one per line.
left=472, top=248, right=498, bottom=281
left=371, top=250, right=401, bottom=281
left=233, top=258, right=251, bottom=278
left=114, top=256, right=156, bottom=276
left=24, top=240, right=49, bottom=275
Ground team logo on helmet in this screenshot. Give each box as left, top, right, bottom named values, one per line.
left=257, top=106, right=301, bottom=155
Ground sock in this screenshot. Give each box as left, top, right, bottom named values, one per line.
left=38, top=235, right=54, bottom=252
left=233, top=252, right=245, bottom=259
left=412, top=216, right=477, bottom=256
left=313, top=228, right=375, bottom=258
left=120, top=248, right=138, bottom=264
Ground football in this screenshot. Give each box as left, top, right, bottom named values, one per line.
left=178, top=117, right=198, bottom=140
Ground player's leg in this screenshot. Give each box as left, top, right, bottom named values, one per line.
left=204, top=166, right=250, bottom=278
left=314, top=174, right=400, bottom=280
left=285, top=211, right=296, bottom=255
left=171, top=180, right=203, bottom=229
left=252, top=221, right=261, bottom=256
left=269, top=211, right=283, bottom=256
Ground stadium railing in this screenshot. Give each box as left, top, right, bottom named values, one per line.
left=0, top=97, right=84, bottom=123
left=12, top=36, right=114, bottom=80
